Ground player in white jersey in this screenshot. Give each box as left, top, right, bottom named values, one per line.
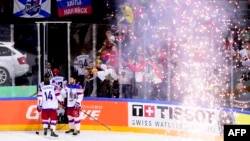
left=50, top=68, right=67, bottom=123
left=64, top=75, right=84, bottom=135
left=37, top=75, right=64, bottom=137
left=74, top=54, right=90, bottom=76
left=73, top=54, right=91, bottom=87
left=50, top=68, right=67, bottom=89
left=38, top=73, right=52, bottom=91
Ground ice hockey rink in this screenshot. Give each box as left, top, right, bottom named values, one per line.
left=0, top=130, right=205, bottom=141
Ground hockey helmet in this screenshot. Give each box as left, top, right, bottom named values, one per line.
left=53, top=68, right=60, bottom=75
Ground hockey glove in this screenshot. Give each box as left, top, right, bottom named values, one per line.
left=73, top=102, right=81, bottom=117
left=37, top=105, right=42, bottom=112
left=73, top=109, right=80, bottom=117
left=59, top=101, right=64, bottom=106
left=58, top=101, right=65, bottom=109
left=74, top=102, right=81, bottom=111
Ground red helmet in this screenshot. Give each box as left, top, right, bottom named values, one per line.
left=52, top=68, right=60, bottom=75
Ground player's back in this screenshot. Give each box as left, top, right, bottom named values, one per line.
left=39, top=85, right=59, bottom=109
left=51, top=76, right=66, bottom=88
left=74, top=54, right=90, bottom=75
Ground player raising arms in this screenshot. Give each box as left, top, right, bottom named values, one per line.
left=37, top=74, right=64, bottom=137
left=64, top=75, right=84, bottom=135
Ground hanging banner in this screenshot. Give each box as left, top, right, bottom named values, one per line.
left=13, top=0, right=51, bottom=18
left=57, top=0, right=92, bottom=17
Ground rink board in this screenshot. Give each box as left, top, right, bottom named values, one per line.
left=0, top=98, right=250, bottom=141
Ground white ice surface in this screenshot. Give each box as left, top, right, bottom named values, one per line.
left=0, top=130, right=205, bottom=141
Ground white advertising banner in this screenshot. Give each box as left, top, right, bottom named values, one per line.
left=128, top=102, right=233, bottom=135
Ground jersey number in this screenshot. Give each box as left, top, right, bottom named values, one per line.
left=79, top=60, right=88, bottom=69
left=58, top=82, right=63, bottom=88
left=45, top=91, right=53, bottom=101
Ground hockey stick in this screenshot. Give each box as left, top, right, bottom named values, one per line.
left=35, top=112, right=41, bottom=135
left=81, top=110, right=111, bottom=130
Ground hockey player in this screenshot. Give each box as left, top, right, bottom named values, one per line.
left=50, top=68, right=68, bottom=123
left=38, top=73, right=52, bottom=90
left=50, top=68, right=67, bottom=90
left=64, top=75, right=84, bottom=135
left=37, top=74, right=64, bottom=137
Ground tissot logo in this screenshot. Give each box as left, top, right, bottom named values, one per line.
left=131, top=103, right=217, bottom=123
left=132, top=104, right=155, bottom=117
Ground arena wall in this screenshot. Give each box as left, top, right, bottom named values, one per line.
left=0, top=97, right=250, bottom=141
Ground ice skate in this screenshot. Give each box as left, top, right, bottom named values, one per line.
left=51, top=131, right=58, bottom=137
left=72, top=130, right=80, bottom=135
left=65, top=129, right=74, bottom=134
left=43, top=128, right=48, bottom=136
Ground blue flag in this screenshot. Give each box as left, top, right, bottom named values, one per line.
left=13, top=0, right=51, bottom=18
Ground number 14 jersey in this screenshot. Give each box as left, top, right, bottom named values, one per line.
left=37, top=85, right=63, bottom=110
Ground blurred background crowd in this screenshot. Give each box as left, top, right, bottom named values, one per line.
left=0, top=0, right=250, bottom=111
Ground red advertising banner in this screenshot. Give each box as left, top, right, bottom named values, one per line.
left=80, top=100, right=128, bottom=126
left=57, top=0, right=92, bottom=17
left=0, top=100, right=37, bottom=125
left=0, top=99, right=128, bottom=127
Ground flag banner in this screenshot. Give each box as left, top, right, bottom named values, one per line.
left=13, top=0, right=51, bottom=18
left=57, top=0, right=92, bottom=17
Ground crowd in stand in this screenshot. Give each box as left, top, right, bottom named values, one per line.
left=43, top=1, right=250, bottom=107
left=45, top=1, right=170, bottom=100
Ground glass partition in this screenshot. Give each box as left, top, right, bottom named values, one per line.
left=0, top=20, right=249, bottom=112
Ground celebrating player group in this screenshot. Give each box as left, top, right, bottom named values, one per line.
left=37, top=69, right=84, bottom=137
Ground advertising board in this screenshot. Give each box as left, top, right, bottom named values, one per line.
left=0, top=99, right=128, bottom=130
left=0, top=98, right=250, bottom=141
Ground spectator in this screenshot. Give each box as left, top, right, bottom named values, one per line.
left=46, top=61, right=54, bottom=77
left=118, top=3, right=134, bottom=25
left=83, top=69, right=94, bottom=97
left=99, top=30, right=116, bottom=53
left=239, top=40, right=250, bottom=66
left=127, top=54, right=147, bottom=99
left=73, top=53, right=91, bottom=87
left=147, top=57, right=164, bottom=100
left=118, top=57, right=133, bottom=98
